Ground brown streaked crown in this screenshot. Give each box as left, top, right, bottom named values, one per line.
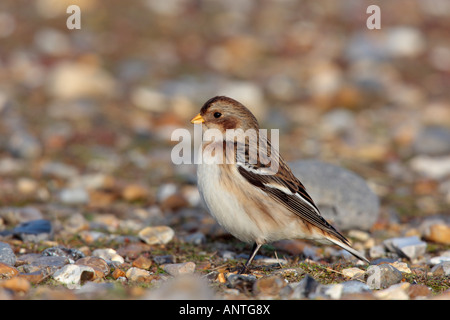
left=199, top=96, right=260, bottom=132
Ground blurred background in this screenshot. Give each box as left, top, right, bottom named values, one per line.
left=0, top=0, right=449, bottom=229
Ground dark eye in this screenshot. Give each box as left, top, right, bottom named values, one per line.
left=213, top=112, right=222, bottom=118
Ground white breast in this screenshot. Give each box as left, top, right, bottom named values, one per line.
left=196, top=162, right=262, bottom=243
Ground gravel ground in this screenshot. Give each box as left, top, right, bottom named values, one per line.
left=0, top=0, right=449, bottom=301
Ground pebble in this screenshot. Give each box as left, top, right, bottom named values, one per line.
left=42, top=246, right=85, bottom=263
left=341, top=267, right=365, bottom=280
left=389, top=261, right=411, bottom=274
left=0, top=206, right=44, bottom=225
left=52, top=264, right=95, bottom=289
left=366, top=264, right=403, bottom=290
left=183, top=232, right=206, bottom=245
left=410, top=155, right=450, bottom=180
left=407, top=284, right=432, bottom=299
left=144, top=275, right=215, bottom=300
left=252, top=275, right=287, bottom=297
left=125, top=267, right=154, bottom=283
left=138, top=226, right=175, bottom=245
left=289, top=160, right=379, bottom=231
left=121, top=184, right=149, bottom=202
left=163, top=262, right=196, bottom=276
left=373, top=282, right=411, bottom=300
left=75, top=257, right=110, bottom=279
left=431, top=262, right=450, bottom=276
left=226, top=273, right=257, bottom=292
left=0, top=277, right=31, bottom=293
left=412, top=126, right=450, bottom=156
left=0, top=262, right=19, bottom=278
left=40, top=161, right=79, bottom=179
left=424, top=223, right=450, bottom=245
left=132, top=256, right=152, bottom=269
left=21, top=256, right=69, bottom=276
left=0, top=242, right=16, bottom=266
left=46, top=61, right=117, bottom=100
left=92, top=248, right=124, bottom=264
left=58, top=187, right=90, bottom=205
left=288, top=275, right=319, bottom=299
left=11, top=219, right=53, bottom=242
left=383, top=236, right=427, bottom=261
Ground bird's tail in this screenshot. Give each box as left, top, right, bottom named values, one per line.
left=327, top=237, right=370, bottom=264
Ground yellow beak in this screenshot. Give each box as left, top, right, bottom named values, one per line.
left=190, top=113, right=205, bottom=124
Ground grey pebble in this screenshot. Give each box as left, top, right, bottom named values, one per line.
left=412, top=126, right=450, bottom=156
left=383, top=236, right=427, bottom=260
left=0, top=242, right=16, bottom=266
left=289, top=160, right=379, bottom=231
left=366, top=264, right=403, bottom=290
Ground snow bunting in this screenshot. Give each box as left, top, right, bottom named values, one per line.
left=191, top=96, right=369, bottom=273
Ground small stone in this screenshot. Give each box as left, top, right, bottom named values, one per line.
left=163, top=262, right=196, bottom=276
left=132, top=256, right=152, bottom=269
left=75, top=256, right=110, bottom=279
left=18, top=271, right=46, bottom=284
left=52, top=264, right=95, bottom=289
left=0, top=277, right=31, bottom=293
left=342, top=267, right=365, bottom=280
left=63, top=213, right=90, bottom=234
left=183, top=232, right=206, bottom=245
left=0, top=242, right=16, bottom=266
left=0, top=206, right=43, bottom=225
left=289, top=160, right=379, bottom=231
left=340, top=280, right=372, bottom=296
left=425, top=223, right=450, bottom=245
left=40, top=161, right=79, bottom=179
left=59, top=187, right=90, bottom=205
left=389, top=261, right=411, bottom=274
left=12, top=219, right=53, bottom=242
left=383, top=236, right=427, bottom=260
left=410, top=155, right=450, bottom=180
left=373, top=282, right=410, bottom=300
left=144, top=274, right=215, bottom=300
left=92, top=248, right=124, bottom=264
left=412, top=126, right=450, bottom=156
left=253, top=275, right=287, bottom=297
left=289, top=275, right=320, bottom=299
left=112, top=268, right=126, bottom=280
left=0, top=262, right=19, bottom=278
left=407, top=284, right=432, bottom=299
left=21, top=256, right=69, bottom=276
left=153, top=255, right=174, bottom=265
left=138, top=226, right=175, bottom=245
left=369, top=245, right=386, bottom=259
left=126, top=267, right=154, bottom=283
left=116, top=243, right=151, bottom=260
left=16, top=178, right=38, bottom=194
left=226, top=273, right=257, bottom=292
left=217, top=272, right=226, bottom=283
left=42, top=246, right=85, bottom=263
left=122, top=184, right=149, bottom=202
left=431, top=261, right=450, bottom=276
left=366, top=264, right=403, bottom=290
left=78, top=230, right=108, bottom=244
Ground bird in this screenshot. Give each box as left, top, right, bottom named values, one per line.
left=191, top=96, right=369, bottom=273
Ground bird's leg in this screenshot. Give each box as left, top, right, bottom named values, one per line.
left=239, top=243, right=262, bottom=274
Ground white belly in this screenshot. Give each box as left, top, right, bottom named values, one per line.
left=196, top=163, right=263, bottom=243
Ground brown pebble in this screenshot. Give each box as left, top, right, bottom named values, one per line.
left=0, top=277, right=31, bottom=293
left=75, top=256, right=110, bottom=279
left=0, top=263, right=19, bottom=278
left=112, top=268, right=126, bottom=280
left=407, top=284, right=432, bottom=299
left=132, top=256, right=152, bottom=269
